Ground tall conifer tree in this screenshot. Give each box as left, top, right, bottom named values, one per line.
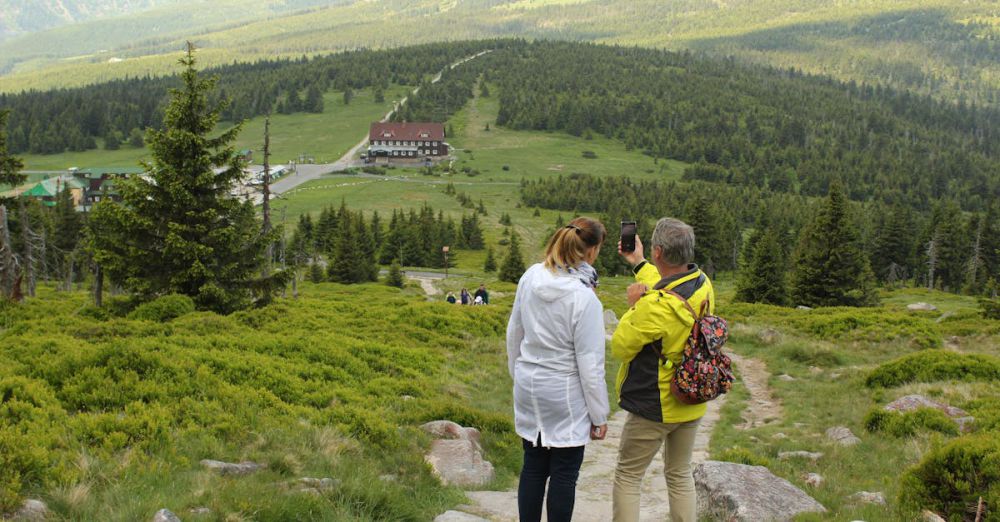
left=89, top=43, right=275, bottom=312
left=790, top=181, right=878, bottom=307
left=499, top=231, right=526, bottom=283
left=735, top=223, right=789, bottom=305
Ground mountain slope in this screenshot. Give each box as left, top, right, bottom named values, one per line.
left=0, top=0, right=998, bottom=109
left=0, top=0, right=180, bottom=40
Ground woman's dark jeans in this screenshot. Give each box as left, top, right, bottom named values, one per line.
left=518, top=437, right=586, bottom=522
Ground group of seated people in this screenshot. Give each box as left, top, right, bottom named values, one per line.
left=446, top=284, right=490, bottom=305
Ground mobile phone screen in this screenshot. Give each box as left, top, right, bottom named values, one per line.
left=621, top=221, right=637, bottom=253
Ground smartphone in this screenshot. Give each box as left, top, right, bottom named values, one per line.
left=621, top=221, right=637, bottom=253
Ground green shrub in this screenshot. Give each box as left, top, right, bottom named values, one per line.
left=866, top=350, right=1000, bottom=387
left=864, top=407, right=959, bottom=437
left=900, top=434, right=1000, bottom=521
left=126, top=294, right=195, bottom=322
left=982, top=298, right=1000, bottom=320
left=717, top=446, right=770, bottom=467
left=780, top=343, right=845, bottom=367
left=76, top=304, right=111, bottom=321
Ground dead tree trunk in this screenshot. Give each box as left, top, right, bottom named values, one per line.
left=0, top=205, right=18, bottom=299
left=19, top=203, right=35, bottom=297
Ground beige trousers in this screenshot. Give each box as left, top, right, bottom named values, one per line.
left=612, top=412, right=701, bottom=522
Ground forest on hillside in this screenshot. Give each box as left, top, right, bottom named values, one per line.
left=0, top=41, right=499, bottom=155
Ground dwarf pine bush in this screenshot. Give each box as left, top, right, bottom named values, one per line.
left=0, top=283, right=513, bottom=517
left=864, top=408, right=959, bottom=437
left=866, top=350, right=1000, bottom=388
left=900, top=435, right=1000, bottom=521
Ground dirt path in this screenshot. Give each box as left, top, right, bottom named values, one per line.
left=458, top=393, right=726, bottom=521
left=409, top=276, right=441, bottom=296
left=728, top=351, right=782, bottom=430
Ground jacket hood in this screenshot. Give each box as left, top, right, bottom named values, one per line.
left=526, top=263, right=586, bottom=302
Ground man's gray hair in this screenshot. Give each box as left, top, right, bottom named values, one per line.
left=651, top=218, right=695, bottom=266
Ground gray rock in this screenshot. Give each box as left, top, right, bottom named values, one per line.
left=694, top=461, right=826, bottom=521
left=778, top=451, right=823, bottom=462
left=884, top=395, right=975, bottom=432
left=153, top=509, right=181, bottom=522
left=434, top=511, right=490, bottom=522
left=772, top=432, right=788, bottom=440
left=907, top=302, right=938, bottom=312
left=291, top=477, right=339, bottom=492
left=757, top=328, right=781, bottom=345
left=421, top=420, right=481, bottom=443
left=825, top=426, right=861, bottom=446
left=189, top=507, right=211, bottom=515
left=922, top=510, right=946, bottom=522
left=849, top=491, right=887, bottom=505
left=200, top=459, right=266, bottom=476
left=379, top=473, right=399, bottom=482
left=603, top=309, right=619, bottom=330
left=804, top=473, right=824, bottom=488
left=422, top=420, right=494, bottom=487
left=796, top=305, right=812, bottom=310
left=777, top=374, right=796, bottom=382
left=425, top=439, right=495, bottom=487
left=11, top=500, right=49, bottom=521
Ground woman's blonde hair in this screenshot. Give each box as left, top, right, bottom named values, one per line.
left=543, top=217, right=606, bottom=271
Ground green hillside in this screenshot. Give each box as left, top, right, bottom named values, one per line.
left=2, top=0, right=999, bottom=108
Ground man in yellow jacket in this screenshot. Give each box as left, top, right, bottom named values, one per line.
left=611, top=217, right=714, bottom=522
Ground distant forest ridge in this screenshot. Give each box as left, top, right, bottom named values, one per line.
left=2, top=39, right=999, bottom=213
left=0, top=0, right=998, bottom=109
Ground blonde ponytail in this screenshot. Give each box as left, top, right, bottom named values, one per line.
left=544, top=217, right=606, bottom=271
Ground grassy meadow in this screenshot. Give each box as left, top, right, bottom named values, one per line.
left=14, top=86, right=407, bottom=172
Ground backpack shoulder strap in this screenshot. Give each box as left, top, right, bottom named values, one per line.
left=663, top=289, right=699, bottom=321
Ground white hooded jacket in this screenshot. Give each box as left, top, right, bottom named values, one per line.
left=506, top=263, right=610, bottom=448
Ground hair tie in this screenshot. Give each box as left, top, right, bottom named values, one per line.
left=565, top=224, right=582, bottom=235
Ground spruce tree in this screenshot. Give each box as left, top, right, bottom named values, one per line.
left=735, top=224, right=789, bottom=306
left=0, top=110, right=26, bottom=196
left=790, top=181, right=878, bottom=307
left=89, top=43, right=275, bottom=312
left=386, top=260, right=404, bottom=288
left=305, top=85, right=324, bottom=113
left=484, top=246, right=497, bottom=272
left=499, top=231, right=526, bottom=283
left=328, top=209, right=359, bottom=283
left=871, top=206, right=914, bottom=284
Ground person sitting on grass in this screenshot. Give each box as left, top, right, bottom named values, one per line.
left=460, top=288, right=471, bottom=305
left=507, top=216, right=610, bottom=522
left=446, top=292, right=457, bottom=304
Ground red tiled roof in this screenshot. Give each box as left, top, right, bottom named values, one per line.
left=369, top=122, right=445, bottom=142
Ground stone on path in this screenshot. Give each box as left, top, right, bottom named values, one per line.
left=849, top=491, right=887, bottom=505
left=804, top=473, right=824, bottom=488
left=200, top=459, right=266, bottom=476
left=434, top=511, right=490, bottom=522
left=922, top=510, right=946, bottom=522
left=884, top=395, right=975, bottom=432
left=153, top=509, right=181, bottom=522
left=907, top=302, right=938, bottom=311
left=422, top=421, right=495, bottom=487
left=694, top=461, right=826, bottom=521
left=826, top=426, right=861, bottom=446
left=778, top=451, right=823, bottom=462
left=10, top=500, right=49, bottom=521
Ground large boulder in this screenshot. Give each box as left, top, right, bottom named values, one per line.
left=825, top=426, right=861, bottom=446
left=885, top=395, right=975, bottom=432
left=907, top=302, right=938, bottom=312
left=694, top=461, right=826, bottom=521
left=422, top=421, right=495, bottom=487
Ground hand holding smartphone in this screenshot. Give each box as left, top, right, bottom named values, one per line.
left=620, top=221, right=637, bottom=253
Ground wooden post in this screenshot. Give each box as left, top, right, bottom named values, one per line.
left=94, top=264, right=103, bottom=308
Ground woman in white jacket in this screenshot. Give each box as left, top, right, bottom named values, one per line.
left=506, top=216, right=610, bottom=522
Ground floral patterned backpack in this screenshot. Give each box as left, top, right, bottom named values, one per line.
left=661, top=290, right=734, bottom=405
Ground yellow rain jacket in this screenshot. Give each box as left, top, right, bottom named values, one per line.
left=612, top=261, right=715, bottom=424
